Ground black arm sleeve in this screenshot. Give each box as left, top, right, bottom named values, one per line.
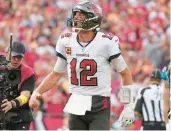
left=19, top=74, right=35, bottom=93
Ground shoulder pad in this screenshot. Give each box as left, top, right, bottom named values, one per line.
left=101, top=33, right=119, bottom=44
left=101, top=33, right=120, bottom=46
left=61, top=33, right=72, bottom=39
left=102, top=33, right=114, bottom=40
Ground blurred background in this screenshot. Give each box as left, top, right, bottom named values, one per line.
left=0, top=0, right=170, bottom=130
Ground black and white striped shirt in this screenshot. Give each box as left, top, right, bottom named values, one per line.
left=134, top=83, right=164, bottom=122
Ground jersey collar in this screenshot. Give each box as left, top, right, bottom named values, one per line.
left=76, top=32, right=97, bottom=48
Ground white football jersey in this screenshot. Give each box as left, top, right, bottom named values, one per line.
left=56, top=32, right=121, bottom=96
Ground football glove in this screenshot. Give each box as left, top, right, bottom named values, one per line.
left=118, top=105, right=135, bottom=126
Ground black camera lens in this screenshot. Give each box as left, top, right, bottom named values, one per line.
left=8, top=71, right=17, bottom=81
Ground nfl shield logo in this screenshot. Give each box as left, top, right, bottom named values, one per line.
left=65, top=47, right=71, bottom=54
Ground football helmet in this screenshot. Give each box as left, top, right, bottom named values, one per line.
left=67, top=1, right=103, bottom=31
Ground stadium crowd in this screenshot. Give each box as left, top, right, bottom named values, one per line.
left=0, top=0, right=170, bottom=130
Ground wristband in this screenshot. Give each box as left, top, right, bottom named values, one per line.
left=12, top=99, right=20, bottom=108
left=16, top=95, right=28, bottom=106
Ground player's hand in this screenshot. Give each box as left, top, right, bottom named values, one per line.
left=1, top=99, right=13, bottom=113
left=118, top=105, right=135, bottom=126
left=29, top=92, right=41, bottom=110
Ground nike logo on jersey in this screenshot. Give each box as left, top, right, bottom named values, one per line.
left=76, top=54, right=89, bottom=57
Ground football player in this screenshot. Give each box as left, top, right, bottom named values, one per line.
left=161, top=63, right=171, bottom=122
left=29, top=1, right=135, bottom=130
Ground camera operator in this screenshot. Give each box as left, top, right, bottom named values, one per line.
left=1, top=42, right=35, bottom=130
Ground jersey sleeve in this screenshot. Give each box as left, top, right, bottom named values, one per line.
left=55, top=36, right=67, bottom=61
left=110, top=55, right=127, bottom=72
left=107, top=36, right=121, bottom=62
left=53, top=57, right=67, bottom=73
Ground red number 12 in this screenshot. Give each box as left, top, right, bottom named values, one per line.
left=70, top=58, right=97, bottom=86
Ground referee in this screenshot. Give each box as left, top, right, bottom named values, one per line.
left=134, top=68, right=166, bottom=130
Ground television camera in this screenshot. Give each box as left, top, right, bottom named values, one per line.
left=0, top=34, right=21, bottom=129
